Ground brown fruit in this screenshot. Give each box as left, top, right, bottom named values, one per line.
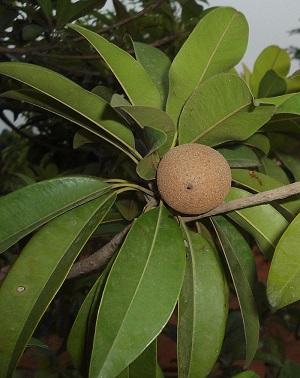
left=156, top=143, right=232, bottom=215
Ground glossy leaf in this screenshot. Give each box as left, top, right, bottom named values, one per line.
left=218, top=145, right=260, bottom=168
left=212, top=216, right=260, bottom=366
left=231, top=169, right=300, bottom=217
left=267, top=212, right=300, bottom=308
left=0, top=176, right=110, bottom=254
left=251, top=46, right=290, bottom=97
left=90, top=204, right=186, bottom=378
left=133, top=42, right=171, bottom=108
left=0, top=65, right=137, bottom=157
left=226, top=187, right=289, bottom=259
left=178, top=223, right=228, bottom=378
left=1, top=89, right=137, bottom=160
left=178, top=73, right=275, bottom=146
left=166, top=7, right=249, bottom=124
left=257, top=70, right=287, bottom=98
left=36, top=0, right=53, bottom=20
left=0, top=193, right=116, bottom=378
left=69, top=24, right=162, bottom=109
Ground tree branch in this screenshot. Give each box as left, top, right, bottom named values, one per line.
left=183, top=181, right=300, bottom=222
left=66, top=222, right=132, bottom=279
left=94, top=0, right=166, bottom=35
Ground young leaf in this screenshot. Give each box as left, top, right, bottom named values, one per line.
left=69, top=24, right=162, bottom=109
left=178, top=223, right=228, bottom=378
left=267, top=212, right=300, bottom=308
left=212, top=216, right=260, bottom=366
left=89, top=204, right=186, bottom=378
left=133, top=41, right=171, bottom=108
left=250, top=46, right=291, bottom=97
left=226, top=187, right=289, bottom=259
left=0, top=193, right=116, bottom=378
left=0, top=176, right=110, bottom=254
left=166, top=7, right=249, bottom=124
left=178, top=73, right=275, bottom=146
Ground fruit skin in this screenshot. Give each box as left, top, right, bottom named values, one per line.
left=156, top=143, right=232, bottom=215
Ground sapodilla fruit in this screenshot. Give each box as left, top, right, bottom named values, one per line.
left=156, top=143, right=232, bottom=215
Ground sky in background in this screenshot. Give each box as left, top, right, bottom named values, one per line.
left=1, top=1, right=300, bottom=132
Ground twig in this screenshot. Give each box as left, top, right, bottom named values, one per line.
left=0, top=112, right=71, bottom=153
left=183, top=181, right=300, bottom=222
left=66, top=222, right=132, bottom=279
left=94, top=0, right=166, bottom=35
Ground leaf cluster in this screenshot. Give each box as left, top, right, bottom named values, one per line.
left=1, top=2, right=300, bottom=378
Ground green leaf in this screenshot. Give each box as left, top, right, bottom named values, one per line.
left=260, top=156, right=290, bottom=185
left=233, top=371, right=260, bottom=378
left=68, top=259, right=115, bottom=375
left=119, top=106, right=176, bottom=156
left=178, top=223, right=228, bottom=378
left=22, top=24, right=44, bottom=40
left=0, top=193, right=116, bottom=378
left=0, top=176, right=110, bottom=254
left=178, top=74, right=275, bottom=146
left=0, top=68, right=137, bottom=160
left=226, top=187, right=289, bottom=259
left=133, top=42, right=171, bottom=109
left=218, top=145, right=260, bottom=168
left=243, top=133, right=270, bottom=155
left=36, top=0, right=53, bottom=20
left=166, top=7, right=249, bottom=124
left=56, top=0, right=106, bottom=29
left=90, top=204, right=186, bottom=377
left=69, top=24, right=162, bottom=109
left=250, top=46, right=290, bottom=97
left=257, top=70, right=287, bottom=98
left=276, top=152, right=300, bottom=181
left=136, top=151, right=160, bottom=180
left=267, top=212, right=300, bottom=308
left=117, top=340, right=159, bottom=378
left=3, top=89, right=129, bottom=153
left=212, top=216, right=260, bottom=366
left=231, top=169, right=300, bottom=217
left=279, top=360, right=300, bottom=377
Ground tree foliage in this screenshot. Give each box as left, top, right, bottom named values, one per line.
left=1, top=1, right=300, bottom=378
